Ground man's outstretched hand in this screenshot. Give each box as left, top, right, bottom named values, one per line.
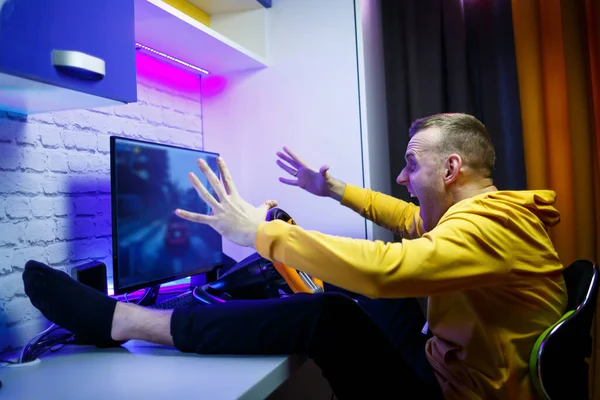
left=175, top=157, right=278, bottom=248
left=276, top=146, right=346, bottom=201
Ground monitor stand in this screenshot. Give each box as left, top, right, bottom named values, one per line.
left=135, top=284, right=161, bottom=307
left=189, top=254, right=237, bottom=289
left=189, top=269, right=219, bottom=289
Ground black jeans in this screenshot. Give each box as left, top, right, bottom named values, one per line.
left=170, top=293, right=442, bottom=399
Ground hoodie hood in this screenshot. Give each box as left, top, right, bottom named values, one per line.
left=443, top=190, right=562, bottom=229
left=483, top=190, right=561, bottom=227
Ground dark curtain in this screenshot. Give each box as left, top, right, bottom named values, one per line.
left=380, top=0, right=527, bottom=204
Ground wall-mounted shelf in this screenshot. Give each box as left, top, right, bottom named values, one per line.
left=134, top=0, right=268, bottom=76
left=187, top=0, right=271, bottom=14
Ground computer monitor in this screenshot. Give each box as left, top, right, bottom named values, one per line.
left=110, top=136, right=224, bottom=295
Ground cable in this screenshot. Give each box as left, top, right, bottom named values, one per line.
left=19, top=324, right=56, bottom=363
left=27, top=330, right=74, bottom=363
left=23, top=336, right=73, bottom=363
left=21, top=326, right=60, bottom=362
left=18, top=324, right=76, bottom=364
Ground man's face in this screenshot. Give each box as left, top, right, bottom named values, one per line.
left=396, top=128, right=450, bottom=231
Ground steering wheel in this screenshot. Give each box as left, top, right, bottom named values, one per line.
left=192, top=207, right=324, bottom=304
left=265, top=208, right=324, bottom=294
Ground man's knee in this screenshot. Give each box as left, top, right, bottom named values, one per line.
left=312, top=292, right=363, bottom=320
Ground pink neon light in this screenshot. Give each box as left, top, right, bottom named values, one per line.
left=136, top=52, right=202, bottom=94
left=200, top=75, right=228, bottom=98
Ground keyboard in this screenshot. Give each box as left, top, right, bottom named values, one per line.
left=150, top=290, right=199, bottom=309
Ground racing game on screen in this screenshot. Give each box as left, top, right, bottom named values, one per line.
left=111, top=137, right=223, bottom=292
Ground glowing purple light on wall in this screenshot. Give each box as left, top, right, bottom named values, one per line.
left=135, top=43, right=210, bottom=75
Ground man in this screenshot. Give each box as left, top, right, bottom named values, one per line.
left=23, top=113, right=566, bottom=399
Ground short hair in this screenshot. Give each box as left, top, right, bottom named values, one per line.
left=408, top=113, right=496, bottom=177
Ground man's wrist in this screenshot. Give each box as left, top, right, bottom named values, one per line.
left=328, top=179, right=346, bottom=202
left=246, top=222, right=262, bottom=249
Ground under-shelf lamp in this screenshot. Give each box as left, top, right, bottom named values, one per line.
left=135, top=42, right=210, bottom=75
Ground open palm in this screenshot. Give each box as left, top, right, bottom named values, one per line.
left=276, top=146, right=332, bottom=197
left=176, top=158, right=278, bottom=248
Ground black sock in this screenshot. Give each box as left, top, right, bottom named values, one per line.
left=22, top=260, right=120, bottom=347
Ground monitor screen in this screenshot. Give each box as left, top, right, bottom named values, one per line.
left=110, top=136, right=223, bottom=295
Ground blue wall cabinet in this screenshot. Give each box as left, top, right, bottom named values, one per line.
left=0, top=0, right=137, bottom=115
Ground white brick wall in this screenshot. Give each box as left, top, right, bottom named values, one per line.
left=0, top=57, right=203, bottom=355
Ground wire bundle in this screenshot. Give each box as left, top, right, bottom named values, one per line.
left=18, top=324, right=75, bottom=363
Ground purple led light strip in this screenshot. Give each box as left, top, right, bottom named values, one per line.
left=135, top=42, right=210, bottom=75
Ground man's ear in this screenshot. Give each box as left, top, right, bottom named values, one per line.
left=444, top=154, right=462, bottom=184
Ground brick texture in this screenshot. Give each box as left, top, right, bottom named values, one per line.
left=0, top=59, right=203, bottom=355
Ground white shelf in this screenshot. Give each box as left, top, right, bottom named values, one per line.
left=134, top=0, right=267, bottom=76
left=187, top=0, right=265, bottom=15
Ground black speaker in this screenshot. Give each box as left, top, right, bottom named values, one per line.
left=71, top=261, right=108, bottom=294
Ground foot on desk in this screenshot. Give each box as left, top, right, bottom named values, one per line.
left=23, top=260, right=122, bottom=347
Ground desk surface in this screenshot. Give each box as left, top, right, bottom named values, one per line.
left=0, top=341, right=304, bottom=400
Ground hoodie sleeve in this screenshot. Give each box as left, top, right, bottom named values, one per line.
left=341, top=185, right=425, bottom=239
left=255, top=212, right=512, bottom=298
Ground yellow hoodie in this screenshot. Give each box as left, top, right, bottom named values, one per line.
left=255, top=185, right=567, bottom=399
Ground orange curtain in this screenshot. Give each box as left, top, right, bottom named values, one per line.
left=511, top=0, right=600, bottom=397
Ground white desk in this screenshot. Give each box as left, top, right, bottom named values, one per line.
left=0, top=341, right=305, bottom=400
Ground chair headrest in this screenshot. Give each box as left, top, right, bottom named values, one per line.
left=564, top=260, right=599, bottom=311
